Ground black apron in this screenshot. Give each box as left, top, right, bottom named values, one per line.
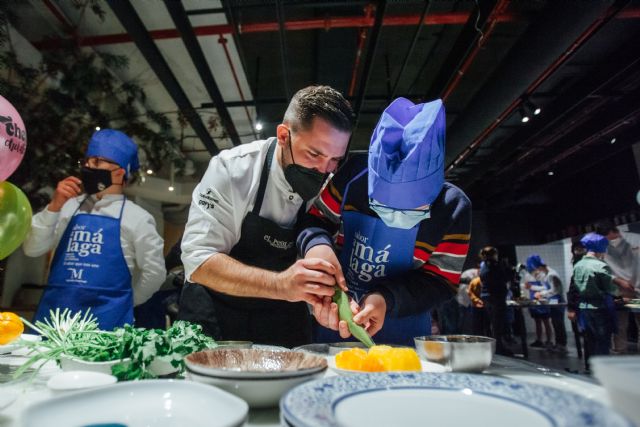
left=178, top=140, right=311, bottom=348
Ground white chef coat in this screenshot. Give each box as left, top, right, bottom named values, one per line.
left=181, top=138, right=308, bottom=281
left=23, top=194, right=166, bottom=305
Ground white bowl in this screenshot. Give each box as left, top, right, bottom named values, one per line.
left=148, top=357, right=179, bottom=376
left=47, top=371, right=117, bottom=391
left=184, top=349, right=327, bottom=407
left=59, top=355, right=130, bottom=375
left=590, top=355, right=640, bottom=424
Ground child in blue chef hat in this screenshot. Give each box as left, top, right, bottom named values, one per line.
left=296, top=97, right=472, bottom=346
left=24, top=129, right=166, bottom=331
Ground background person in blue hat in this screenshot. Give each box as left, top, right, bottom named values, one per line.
left=23, top=129, right=166, bottom=330
left=297, top=97, right=472, bottom=346
left=523, top=254, right=563, bottom=351
left=571, top=233, right=634, bottom=357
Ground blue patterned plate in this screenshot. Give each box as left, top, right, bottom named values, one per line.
left=280, top=373, right=632, bottom=427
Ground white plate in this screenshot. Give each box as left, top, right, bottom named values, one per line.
left=47, top=370, right=117, bottom=391
left=327, top=356, right=446, bottom=375
left=0, top=334, right=40, bottom=354
left=281, top=373, right=633, bottom=427
left=23, top=379, right=248, bottom=427
left=0, top=392, right=17, bottom=411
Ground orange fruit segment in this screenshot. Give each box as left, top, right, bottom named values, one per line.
left=0, top=312, right=24, bottom=345
left=335, top=345, right=421, bottom=372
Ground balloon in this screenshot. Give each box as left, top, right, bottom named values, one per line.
left=0, top=95, right=27, bottom=182
left=0, top=181, right=32, bottom=260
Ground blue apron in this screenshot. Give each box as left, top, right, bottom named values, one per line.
left=315, top=169, right=431, bottom=346
left=34, top=196, right=133, bottom=331
left=528, top=280, right=551, bottom=317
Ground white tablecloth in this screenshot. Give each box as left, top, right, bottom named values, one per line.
left=0, top=348, right=609, bottom=427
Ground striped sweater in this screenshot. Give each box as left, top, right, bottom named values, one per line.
left=297, top=154, right=472, bottom=317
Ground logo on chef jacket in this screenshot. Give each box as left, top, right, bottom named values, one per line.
left=264, top=235, right=294, bottom=250
left=347, top=230, right=390, bottom=283
left=198, top=187, right=220, bottom=210
left=66, top=224, right=104, bottom=257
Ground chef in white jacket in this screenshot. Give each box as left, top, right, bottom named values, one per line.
left=23, top=129, right=166, bottom=330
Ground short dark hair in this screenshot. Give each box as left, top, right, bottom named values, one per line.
left=283, top=85, right=354, bottom=133
left=596, top=220, right=618, bottom=236
left=480, top=246, right=498, bottom=261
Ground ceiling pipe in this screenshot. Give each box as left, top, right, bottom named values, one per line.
left=106, top=0, right=220, bottom=155
left=33, top=7, right=640, bottom=50
left=275, top=0, right=292, bottom=99
left=222, top=2, right=259, bottom=141
left=348, top=4, right=374, bottom=97
left=217, top=35, right=257, bottom=139
left=164, top=0, right=241, bottom=147
left=440, top=0, right=511, bottom=102
left=389, top=0, right=430, bottom=100
left=352, top=1, right=387, bottom=134
left=446, top=0, right=631, bottom=174
left=521, top=106, right=640, bottom=180
left=32, top=10, right=524, bottom=49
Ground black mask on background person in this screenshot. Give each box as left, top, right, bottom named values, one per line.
left=80, top=166, right=114, bottom=195
left=283, top=131, right=329, bottom=202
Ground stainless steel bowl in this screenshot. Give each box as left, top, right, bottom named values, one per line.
left=414, top=335, right=495, bottom=372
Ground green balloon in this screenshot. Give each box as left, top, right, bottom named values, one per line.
left=0, top=181, right=33, bottom=260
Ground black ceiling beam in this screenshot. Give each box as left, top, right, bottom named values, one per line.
left=106, top=0, right=220, bottom=155
left=389, top=0, right=430, bottom=100
left=353, top=0, right=387, bottom=132
left=165, top=0, right=241, bottom=147
left=275, top=0, right=292, bottom=99
left=424, top=0, right=498, bottom=100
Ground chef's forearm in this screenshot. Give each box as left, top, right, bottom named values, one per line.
left=190, top=252, right=281, bottom=299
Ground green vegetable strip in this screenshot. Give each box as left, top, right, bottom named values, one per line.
left=333, top=287, right=375, bottom=348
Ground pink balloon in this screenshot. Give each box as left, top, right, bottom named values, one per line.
left=0, top=95, right=27, bottom=182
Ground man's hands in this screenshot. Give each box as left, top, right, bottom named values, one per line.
left=312, top=296, right=353, bottom=338
left=305, top=244, right=347, bottom=291
left=276, top=258, right=337, bottom=308
left=49, top=176, right=82, bottom=212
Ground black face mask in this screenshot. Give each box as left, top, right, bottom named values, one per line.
left=283, top=132, right=329, bottom=202
left=80, top=166, right=114, bottom=195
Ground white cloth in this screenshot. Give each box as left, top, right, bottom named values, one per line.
left=22, top=194, right=166, bottom=305
left=181, top=138, right=308, bottom=281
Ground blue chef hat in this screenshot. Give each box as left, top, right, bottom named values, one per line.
left=368, top=97, right=445, bottom=209
left=580, top=232, right=609, bottom=253
left=526, top=254, right=545, bottom=273
left=86, top=129, right=140, bottom=179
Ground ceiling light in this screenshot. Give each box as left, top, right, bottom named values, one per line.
left=255, top=122, right=263, bottom=131
left=610, top=137, right=617, bottom=144
left=525, top=99, right=541, bottom=116
left=548, top=171, right=554, bottom=176
left=95, top=126, right=101, bottom=131
left=519, top=107, right=530, bottom=123
left=146, top=169, right=153, bottom=175
left=168, top=185, right=174, bottom=192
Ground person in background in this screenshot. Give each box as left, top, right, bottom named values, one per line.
left=524, top=255, right=554, bottom=348
left=479, top=247, right=513, bottom=356
left=596, top=221, right=640, bottom=354
left=457, top=268, right=477, bottom=334
left=297, top=97, right=472, bottom=346
left=178, top=85, right=353, bottom=348
left=572, top=233, right=634, bottom=357
left=23, top=129, right=166, bottom=330
left=567, top=241, right=587, bottom=364
left=528, top=255, right=567, bottom=354
left=468, top=269, right=490, bottom=337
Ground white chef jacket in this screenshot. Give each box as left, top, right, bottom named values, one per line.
left=181, top=138, right=308, bottom=281
left=23, top=194, right=166, bottom=305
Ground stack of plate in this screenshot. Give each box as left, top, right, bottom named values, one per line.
left=184, top=348, right=327, bottom=408
left=280, top=372, right=633, bottom=427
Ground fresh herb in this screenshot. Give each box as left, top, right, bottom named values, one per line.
left=16, top=309, right=217, bottom=381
